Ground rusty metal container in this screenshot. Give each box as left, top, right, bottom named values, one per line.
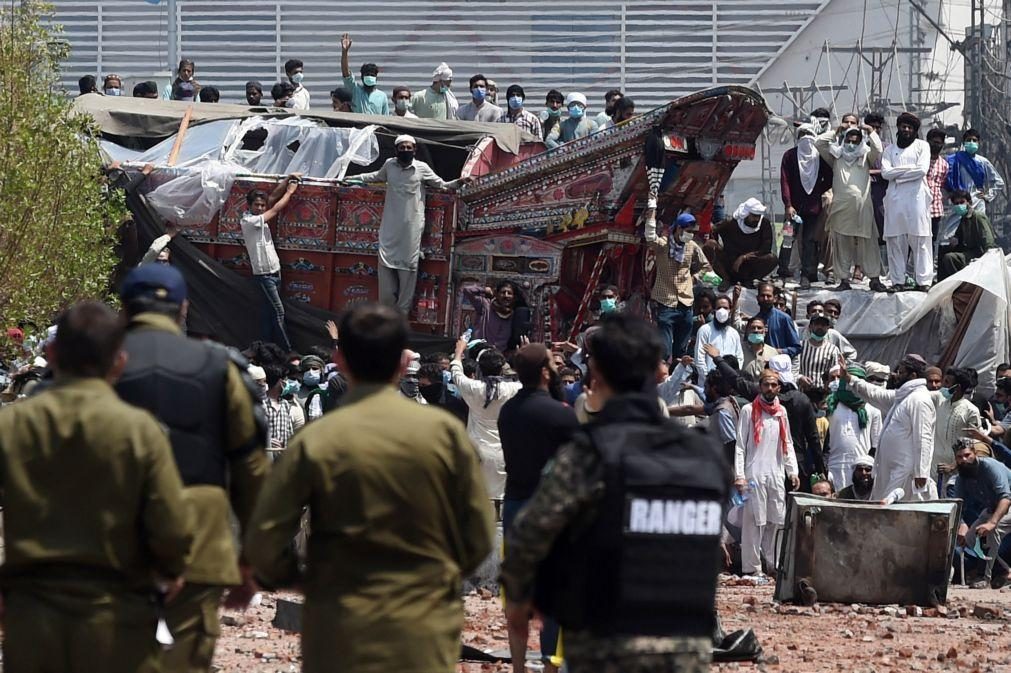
left=775, top=494, right=962, bottom=607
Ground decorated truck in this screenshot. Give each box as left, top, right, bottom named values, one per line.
left=83, top=86, right=769, bottom=348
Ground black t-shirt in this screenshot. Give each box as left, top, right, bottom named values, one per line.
left=498, top=388, right=580, bottom=501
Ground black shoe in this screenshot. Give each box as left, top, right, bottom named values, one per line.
left=914, top=284, right=931, bottom=292
left=869, top=278, right=887, bottom=293
left=833, top=280, right=851, bottom=291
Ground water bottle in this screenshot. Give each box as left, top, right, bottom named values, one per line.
left=731, top=479, right=757, bottom=507
left=460, top=328, right=473, bottom=342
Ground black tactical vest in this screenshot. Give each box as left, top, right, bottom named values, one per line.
left=116, top=327, right=229, bottom=487
left=534, top=418, right=730, bottom=637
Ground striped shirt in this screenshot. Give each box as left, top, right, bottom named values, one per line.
left=927, top=154, right=949, bottom=218
left=798, top=339, right=841, bottom=384
left=647, top=237, right=711, bottom=308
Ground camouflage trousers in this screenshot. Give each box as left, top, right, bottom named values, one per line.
left=564, top=633, right=711, bottom=673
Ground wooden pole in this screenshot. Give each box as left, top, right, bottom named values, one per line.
left=166, top=106, right=194, bottom=167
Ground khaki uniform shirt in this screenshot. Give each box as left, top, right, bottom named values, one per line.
left=0, top=378, right=192, bottom=587
left=247, top=384, right=495, bottom=673
left=125, top=313, right=268, bottom=586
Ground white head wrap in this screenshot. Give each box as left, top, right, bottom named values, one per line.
left=433, top=62, right=453, bottom=81
left=565, top=92, right=587, bottom=108
left=732, top=197, right=766, bottom=234
left=853, top=455, right=875, bottom=468
left=394, top=134, right=416, bottom=147
left=795, top=123, right=820, bottom=195
left=830, top=128, right=870, bottom=165
left=768, top=354, right=795, bottom=385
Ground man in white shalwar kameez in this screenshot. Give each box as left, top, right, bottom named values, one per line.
left=826, top=363, right=883, bottom=489
left=840, top=354, right=938, bottom=501
left=880, top=112, right=933, bottom=291
left=734, top=370, right=800, bottom=576
left=815, top=124, right=886, bottom=291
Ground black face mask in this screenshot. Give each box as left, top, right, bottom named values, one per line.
left=957, top=460, right=981, bottom=479
left=419, top=382, right=443, bottom=405
left=397, top=150, right=415, bottom=165
left=896, top=130, right=916, bottom=149
left=400, top=377, right=420, bottom=399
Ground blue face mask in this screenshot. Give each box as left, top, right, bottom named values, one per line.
left=290, top=72, right=304, bottom=85
left=952, top=203, right=969, bottom=217
left=963, top=141, right=979, bottom=155
left=810, top=332, right=826, bottom=342
left=599, top=297, right=617, bottom=314
left=941, top=386, right=954, bottom=401
left=472, top=86, right=486, bottom=102
left=104, top=88, right=121, bottom=96
left=303, top=370, right=321, bottom=387
left=546, top=107, right=562, bottom=117
left=568, top=104, right=585, bottom=119
left=439, top=84, right=450, bottom=94
left=281, top=379, right=300, bottom=397
left=362, top=75, right=377, bottom=87
left=748, top=333, right=765, bottom=345
left=508, top=95, right=524, bottom=110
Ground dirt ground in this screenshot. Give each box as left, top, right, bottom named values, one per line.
left=211, top=580, right=1011, bottom=672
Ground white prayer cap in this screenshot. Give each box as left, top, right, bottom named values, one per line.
left=394, top=134, right=416, bottom=147
left=732, top=197, right=767, bottom=221
left=565, top=92, right=587, bottom=107
left=433, top=62, right=453, bottom=80
left=405, top=350, right=421, bottom=375
left=247, top=364, right=266, bottom=382
left=864, top=361, right=891, bottom=380
left=853, top=455, right=875, bottom=468
left=767, top=354, right=795, bottom=385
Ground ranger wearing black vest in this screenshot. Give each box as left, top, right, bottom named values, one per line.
left=115, top=264, right=269, bottom=673
left=501, top=314, right=731, bottom=673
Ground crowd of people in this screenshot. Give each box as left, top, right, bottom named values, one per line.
left=78, top=36, right=637, bottom=142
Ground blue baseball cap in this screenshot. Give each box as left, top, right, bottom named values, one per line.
left=120, top=264, right=187, bottom=304
left=674, top=213, right=697, bottom=228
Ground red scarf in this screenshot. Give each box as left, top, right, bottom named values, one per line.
left=752, top=395, right=790, bottom=456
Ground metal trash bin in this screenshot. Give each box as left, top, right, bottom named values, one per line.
left=775, top=494, right=962, bottom=607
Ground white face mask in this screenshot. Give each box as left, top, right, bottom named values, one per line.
left=679, top=231, right=693, bottom=244
left=715, top=307, right=730, bottom=324
left=828, top=380, right=840, bottom=392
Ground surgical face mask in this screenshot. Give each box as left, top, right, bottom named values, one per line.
left=303, top=370, right=321, bottom=387
left=508, top=95, right=524, bottom=110
left=568, top=104, right=585, bottom=119
left=397, top=149, right=415, bottom=165
left=748, top=332, right=765, bottom=345
left=963, top=141, right=979, bottom=155
left=828, top=380, right=840, bottom=393
left=679, top=230, right=694, bottom=244
left=395, top=98, right=409, bottom=112
left=810, top=332, right=827, bottom=342
left=952, top=203, right=969, bottom=217
left=715, top=307, right=730, bottom=324
left=104, top=87, right=121, bottom=96
left=843, top=142, right=860, bottom=154
left=472, top=86, right=486, bottom=102
left=281, top=379, right=300, bottom=397
left=362, top=75, right=378, bottom=87
left=599, top=297, right=617, bottom=314
left=439, top=83, right=450, bottom=94
left=546, top=107, right=562, bottom=117
left=290, top=72, right=304, bottom=85
left=941, top=386, right=956, bottom=401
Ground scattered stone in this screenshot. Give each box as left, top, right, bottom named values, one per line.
left=898, top=648, right=913, bottom=658
left=762, top=654, right=780, bottom=665
left=743, top=595, right=758, bottom=605
left=906, top=605, right=923, bottom=617
left=843, top=629, right=854, bottom=639
left=787, top=644, right=798, bottom=651
left=923, top=608, right=938, bottom=618
left=882, top=607, right=899, bottom=617
left=220, top=614, right=244, bottom=627
left=478, top=588, right=493, bottom=599
left=946, top=646, right=958, bottom=659
left=973, top=604, right=1001, bottom=620
left=252, top=631, right=269, bottom=639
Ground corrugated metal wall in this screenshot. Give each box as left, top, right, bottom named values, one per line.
left=54, top=0, right=827, bottom=110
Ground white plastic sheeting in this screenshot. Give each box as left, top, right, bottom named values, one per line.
left=145, top=161, right=241, bottom=227
left=123, top=117, right=380, bottom=226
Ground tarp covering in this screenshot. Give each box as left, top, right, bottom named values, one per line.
left=123, top=188, right=454, bottom=355
left=73, top=93, right=530, bottom=154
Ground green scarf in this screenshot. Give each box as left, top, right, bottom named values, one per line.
left=827, top=370, right=868, bottom=428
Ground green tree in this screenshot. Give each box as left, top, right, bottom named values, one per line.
left=0, top=0, right=120, bottom=333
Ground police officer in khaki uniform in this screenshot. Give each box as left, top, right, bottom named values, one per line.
left=0, top=301, right=193, bottom=673
left=246, top=303, right=495, bottom=673
left=114, top=265, right=269, bottom=672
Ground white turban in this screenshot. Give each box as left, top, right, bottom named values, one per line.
left=853, top=455, right=875, bottom=468
left=394, top=134, right=415, bottom=147
left=795, top=122, right=816, bottom=139
left=565, top=92, right=587, bottom=107
left=768, top=354, right=795, bottom=385
left=732, top=197, right=767, bottom=221
left=433, top=62, right=453, bottom=80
